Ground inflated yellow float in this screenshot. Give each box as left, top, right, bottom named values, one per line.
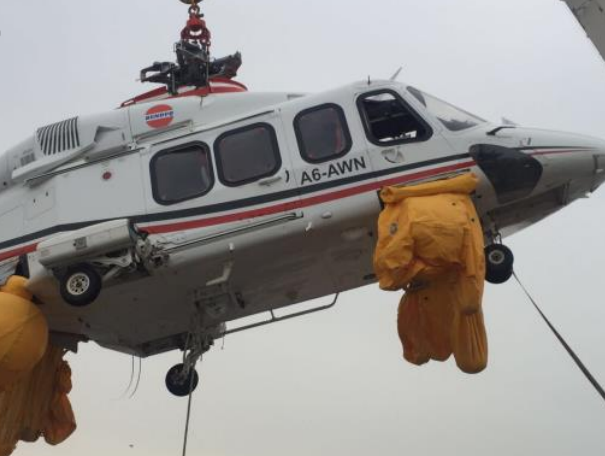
left=0, top=276, right=76, bottom=456
left=0, top=277, right=48, bottom=391
left=374, top=173, right=488, bottom=373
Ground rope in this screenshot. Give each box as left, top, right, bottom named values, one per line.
left=513, top=271, right=605, bottom=403
left=118, top=356, right=135, bottom=400
left=129, top=358, right=142, bottom=399
left=181, top=364, right=197, bottom=456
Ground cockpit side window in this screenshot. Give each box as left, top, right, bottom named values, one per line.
left=151, top=142, right=214, bottom=205
left=295, top=104, right=352, bottom=164
left=215, top=123, right=281, bottom=187
left=357, top=90, right=432, bottom=146
left=407, top=86, right=486, bottom=132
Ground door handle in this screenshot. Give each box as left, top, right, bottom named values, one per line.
left=258, top=175, right=283, bottom=186
left=381, top=148, right=405, bottom=164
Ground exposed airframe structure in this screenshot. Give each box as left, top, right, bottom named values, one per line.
left=563, top=0, right=605, bottom=61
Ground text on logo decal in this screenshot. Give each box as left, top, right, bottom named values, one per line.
left=145, top=110, right=174, bottom=122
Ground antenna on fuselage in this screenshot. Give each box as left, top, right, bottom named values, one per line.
left=389, top=66, right=403, bottom=81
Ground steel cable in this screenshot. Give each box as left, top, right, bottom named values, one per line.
left=513, top=271, right=605, bottom=403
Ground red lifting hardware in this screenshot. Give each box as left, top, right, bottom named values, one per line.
left=181, top=14, right=211, bottom=46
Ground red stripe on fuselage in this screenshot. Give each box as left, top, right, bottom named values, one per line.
left=143, top=160, right=475, bottom=234
left=0, top=160, right=474, bottom=261
left=0, top=244, right=38, bottom=262
left=0, top=147, right=592, bottom=262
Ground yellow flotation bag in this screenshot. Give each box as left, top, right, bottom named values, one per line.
left=0, top=277, right=76, bottom=456
left=374, top=173, right=488, bottom=373
left=0, top=277, right=49, bottom=390
left=0, top=345, right=77, bottom=456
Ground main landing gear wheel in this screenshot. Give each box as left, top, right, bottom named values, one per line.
left=60, top=263, right=102, bottom=307
left=166, top=363, right=200, bottom=397
left=485, top=244, right=514, bottom=284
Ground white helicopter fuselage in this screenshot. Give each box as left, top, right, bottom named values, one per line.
left=1, top=80, right=604, bottom=357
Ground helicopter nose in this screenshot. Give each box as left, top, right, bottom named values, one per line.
left=471, top=137, right=605, bottom=207
left=591, top=147, right=605, bottom=191
left=534, top=138, right=605, bottom=200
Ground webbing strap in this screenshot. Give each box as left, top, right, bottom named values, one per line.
left=513, top=271, right=605, bottom=403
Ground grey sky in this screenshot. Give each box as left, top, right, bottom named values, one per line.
left=1, top=0, right=605, bottom=455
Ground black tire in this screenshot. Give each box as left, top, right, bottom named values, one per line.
left=485, top=244, right=514, bottom=284
left=60, top=264, right=102, bottom=307
left=166, top=363, right=199, bottom=397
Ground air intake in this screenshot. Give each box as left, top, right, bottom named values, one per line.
left=37, top=117, right=80, bottom=156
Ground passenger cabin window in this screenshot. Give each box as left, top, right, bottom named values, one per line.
left=215, top=124, right=281, bottom=186
left=295, top=104, right=352, bottom=163
left=152, top=143, right=213, bottom=205
left=358, top=90, right=431, bottom=146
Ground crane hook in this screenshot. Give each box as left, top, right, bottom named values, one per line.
left=180, top=0, right=211, bottom=45
left=180, top=0, right=202, bottom=14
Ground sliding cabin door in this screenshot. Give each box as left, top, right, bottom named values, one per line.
left=140, top=111, right=301, bottom=254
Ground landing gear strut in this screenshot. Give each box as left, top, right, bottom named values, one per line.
left=485, top=243, right=514, bottom=284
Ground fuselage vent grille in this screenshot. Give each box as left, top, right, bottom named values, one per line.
left=36, top=117, right=80, bottom=156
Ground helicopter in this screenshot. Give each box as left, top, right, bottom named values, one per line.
left=1, top=0, right=605, bottom=396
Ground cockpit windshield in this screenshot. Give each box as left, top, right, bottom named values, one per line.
left=407, top=86, right=487, bottom=132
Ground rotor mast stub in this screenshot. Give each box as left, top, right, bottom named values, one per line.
left=139, top=0, right=242, bottom=96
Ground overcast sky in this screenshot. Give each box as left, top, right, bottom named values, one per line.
left=2, top=1, right=605, bottom=455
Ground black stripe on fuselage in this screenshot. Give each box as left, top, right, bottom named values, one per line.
left=2, top=145, right=592, bottom=253
left=0, top=146, right=596, bottom=250
left=136, top=152, right=472, bottom=223
left=0, top=152, right=472, bottom=252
